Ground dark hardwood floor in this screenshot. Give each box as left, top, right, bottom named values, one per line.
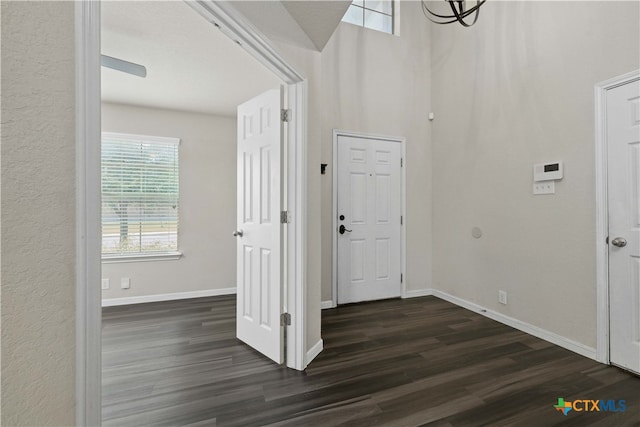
left=102, top=296, right=640, bottom=426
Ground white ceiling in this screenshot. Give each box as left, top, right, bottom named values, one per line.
left=222, top=1, right=316, bottom=51
left=281, top=1, right=351, bottom=50
left=226, top=1, right=351, bottom=51
left=101, top=1, right=282, bottom=116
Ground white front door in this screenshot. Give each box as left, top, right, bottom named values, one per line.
left=236, top=88, right=283, bottom=364
left=337, top=135, right=402, bottom=304
left=608, top=78, right=640, bottom=374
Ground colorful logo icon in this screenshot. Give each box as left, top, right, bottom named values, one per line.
left=554, top=398, right=573, bottom=416
left=554, top=398, right=626, bottom=415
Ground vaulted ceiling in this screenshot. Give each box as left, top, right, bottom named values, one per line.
left=282, top=1, right=352, bottom=50
left=226, top=1, right=351, bottom=51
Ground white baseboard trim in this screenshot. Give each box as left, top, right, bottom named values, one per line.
left=102, top=287, right=236, bottom=307
left=402, top=288, right=434, bottom=299
left=431, top=290, right=597, bottom=360
left=305, top=338, right=324, bottom=366
left=321, top=300, right=336, bottom=310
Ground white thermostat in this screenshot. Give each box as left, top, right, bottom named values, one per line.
left=533, top=161, right=563, bottom=182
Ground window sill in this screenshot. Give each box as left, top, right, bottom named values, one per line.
left=101, top=252, right=183, bottom=264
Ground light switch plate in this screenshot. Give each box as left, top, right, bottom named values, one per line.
left=533, top=181, right=555, bottom=195
left=121, top=277, right=130, bottom=289
left=101, top=278, right=110, bottom=290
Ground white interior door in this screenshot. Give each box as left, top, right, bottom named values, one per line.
left=608, top=78, right=640, bottom=374
left=337, top=135, right=402, bottom=304
left=236, top=88, right=283, bottom=364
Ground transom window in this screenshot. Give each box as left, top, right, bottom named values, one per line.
left=342, top=0, right=394, bottom=34
left=101, top=132, right=180, bottom=258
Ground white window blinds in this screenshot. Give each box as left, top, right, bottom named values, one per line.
left=101, top=133, right=180, bottom=257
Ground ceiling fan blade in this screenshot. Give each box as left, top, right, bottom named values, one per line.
left=101, top=54, right=147, bottom=78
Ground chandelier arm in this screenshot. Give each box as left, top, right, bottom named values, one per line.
left=421, top=0, right=461, bottom=20
left=448, top=1, right=467, bottom=26
left=456, top=0, right=486, bottom=18
left=450, top=0, right=487, bottom=19
left=422, top=0, right=486, bottom=26
left=424, top=15, right=464, bottom=25
left=424, top=0, right=485, bottom=20
left=448, top=0, right=480, bottom=27
left=467, top=6, right=481, bottom=25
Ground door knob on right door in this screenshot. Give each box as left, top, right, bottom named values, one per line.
left=611, top=237, right=627, bottom=247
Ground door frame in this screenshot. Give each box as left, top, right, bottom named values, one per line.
left=331, top=130, right=407, bottom=308
left=75, top=1, right=309, bottom=424
left=594, top=69, right=640, bottom=365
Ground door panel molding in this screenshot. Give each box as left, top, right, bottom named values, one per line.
left=236, top=88, right=283, bottom=363
left=595, top=69, right=640, bottom=366
left=332, top=130, right=406, bottom=307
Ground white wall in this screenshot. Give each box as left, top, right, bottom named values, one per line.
left=6, top=3, right=639, bottom=423
left=320, top=1, right=433, bottom=301
left=101, top=103, right=237, bottom=300
left=431, top=1, right=640, bottom=349
left=1, top=2, right=76, bottom=425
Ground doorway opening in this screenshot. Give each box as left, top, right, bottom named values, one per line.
left=75, top=1, right=308, bottom=424
left=331, top=130, right=407, bottom=307
left=595, top=69, right=640, bottom=374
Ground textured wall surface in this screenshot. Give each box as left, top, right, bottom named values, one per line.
left=101, top=103, right=237, bottom=300
left=1, top=1, right=76, bottom=425
left=431, top=1, right=640, bottom=348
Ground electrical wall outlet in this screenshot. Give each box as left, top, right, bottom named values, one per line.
left=498, top=290, right=508, bottom=305
left=101, top=278, right=110, bottom=290
left=121, top=277, right=130, bottom=289
left=533, top=181, right=555, bottom=195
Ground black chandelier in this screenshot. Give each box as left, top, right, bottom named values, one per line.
left=422, top=0, right=486, bottom=27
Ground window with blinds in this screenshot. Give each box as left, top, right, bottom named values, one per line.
left=101, top=133, right=180, bottom=257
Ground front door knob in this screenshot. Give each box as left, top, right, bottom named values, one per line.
left=233, top=230, right=244, bottom=237
left=611, top=237, right=627, bottom=247
left=339, top=225, right=352, bottom=235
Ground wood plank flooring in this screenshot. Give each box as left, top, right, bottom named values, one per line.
left=102, top=296, right=640, bottom=426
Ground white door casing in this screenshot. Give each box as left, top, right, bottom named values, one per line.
left=236, top=88, right=283, bottom=364
left=608, top=78, right=640, bottom=374
left=336, top=135, right=402, bottom=304
left=77, top=3, right=310, bottom=423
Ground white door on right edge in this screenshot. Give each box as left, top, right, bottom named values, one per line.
left=337, top=135, right=402, bottom=304
left=608, top=78, right=640, bottom=374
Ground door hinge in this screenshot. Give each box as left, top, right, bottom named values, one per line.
left=606, top=236, right=609, bottom=244
left=401, top=158, right=403, bottom=167
left=401, top=274, right=403, bottom=283
left=281, top=109, right=292, bottom=122
left=281, top=312, right=291, bottom=326
left=401, top=216, right=403, bottom=225
left=281, top=210, right=291, bottom=224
